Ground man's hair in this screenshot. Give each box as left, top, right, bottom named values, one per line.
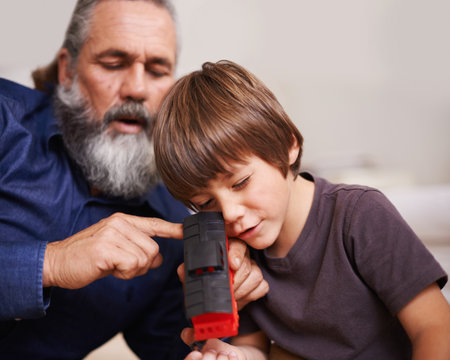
left=154, top=60, right=304, bottom=207
left=32, top=0, right=176, bottom=92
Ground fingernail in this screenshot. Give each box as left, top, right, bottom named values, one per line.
left=233, top=257, right=240, bottom=267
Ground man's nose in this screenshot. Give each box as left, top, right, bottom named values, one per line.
left=120, top=63, right=147, bottom=102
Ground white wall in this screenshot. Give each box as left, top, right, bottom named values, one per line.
left=1, top=0, right=449, bottom=186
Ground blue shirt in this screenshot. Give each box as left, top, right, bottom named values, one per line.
left=0, top=78, right=190, bottom=359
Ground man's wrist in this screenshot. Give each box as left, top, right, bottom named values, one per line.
left=42, top=242, right=56, bottom=288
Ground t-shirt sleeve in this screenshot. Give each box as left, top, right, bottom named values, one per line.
left=345, top=189, right=447, bottom=315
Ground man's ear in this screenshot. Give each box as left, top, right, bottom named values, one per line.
left=57, top=48, right=74, bottom=88
left=288, top=136, right=300, bottom=166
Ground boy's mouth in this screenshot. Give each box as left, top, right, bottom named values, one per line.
left=240, top=226, right=255, bottom=236
left=236, top=222, right=261, bottom=241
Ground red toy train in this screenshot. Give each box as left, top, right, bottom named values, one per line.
left=183, top=212, right=239, bottom=341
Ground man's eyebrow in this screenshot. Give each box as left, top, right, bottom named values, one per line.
left=95, top=49, right=129, bottom=59
left=147, top=57, right=173, bottom=70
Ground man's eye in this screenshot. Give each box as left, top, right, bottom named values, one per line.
left=150, top=71, right=166, bottom=77
left=147, top=65, right=170, bottom=78
left=233, top=176, right=250, bottom=190
left=149, top=70, right=166, bottom=77
left=101, top=62, right=124, bottom=70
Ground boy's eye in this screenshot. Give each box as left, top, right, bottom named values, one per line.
left=232, top=176, right=250, bottom=190
left=197, top=199, right=214, bottom=211
left=190, top=196, right=215, bottom=211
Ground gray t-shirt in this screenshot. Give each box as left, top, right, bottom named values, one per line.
left=239, top=173, right=447, bottom=360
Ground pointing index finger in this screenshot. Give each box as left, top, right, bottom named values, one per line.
left=123, top=215, right=184, bottom=239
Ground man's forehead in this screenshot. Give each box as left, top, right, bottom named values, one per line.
left=87, top=0, right=176, bottom=62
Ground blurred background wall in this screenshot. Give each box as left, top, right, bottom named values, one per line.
left=1, top=0, right=449, bottom=187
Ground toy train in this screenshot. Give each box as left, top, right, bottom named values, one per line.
left=183, top=212, right=239, bottom=341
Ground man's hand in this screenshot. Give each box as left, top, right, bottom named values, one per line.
left=43, top=213, right=183, bottom=289
left=177, top=238, right=269, bottom=310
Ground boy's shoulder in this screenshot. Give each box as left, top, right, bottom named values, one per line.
left=308, top=172, right=383, bottom=202
left=306, top=172, right=395, bottom=226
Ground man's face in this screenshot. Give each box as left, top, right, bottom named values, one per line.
left=54, top=1, right=177, bottom=199
left=73, top=0, right=177, bottom=134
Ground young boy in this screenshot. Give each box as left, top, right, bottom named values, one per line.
left=153, top=60, right=450, bottom=360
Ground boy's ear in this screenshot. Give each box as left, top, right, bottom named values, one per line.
left=288, top=136, right=300, bottom=165
left=57, top=48, right=74, bottom=89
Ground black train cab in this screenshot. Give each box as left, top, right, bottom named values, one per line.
left=183, top=212, right=239, bottom=341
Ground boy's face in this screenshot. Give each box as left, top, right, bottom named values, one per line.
left=189, top=154, right=297, bottom=251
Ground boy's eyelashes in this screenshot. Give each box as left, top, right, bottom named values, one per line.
left=196, top=198, right=214, bottom=211
left=189, top=194, right=215, bottom=211
left=232, top=176, right=250, bottom=190
left=190, top=175, right=251, bottom=210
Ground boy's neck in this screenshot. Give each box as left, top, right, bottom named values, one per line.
left=267, top=174, right=315, bottom=258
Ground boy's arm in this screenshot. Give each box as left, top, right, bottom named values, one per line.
left=231, top=331, right=270, bottom=359
left=397, top=282, right=450, bottom=360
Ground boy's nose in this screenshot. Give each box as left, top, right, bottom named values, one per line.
left=220, top=197, right=245, bottom=224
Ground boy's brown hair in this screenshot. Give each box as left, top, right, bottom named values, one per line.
left=154, top=60, right=304, bottom=208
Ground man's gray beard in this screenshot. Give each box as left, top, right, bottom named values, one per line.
left=53, top=78, right=160, bottom=199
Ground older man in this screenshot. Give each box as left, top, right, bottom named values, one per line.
left=0, top=0, right=268, bottom=358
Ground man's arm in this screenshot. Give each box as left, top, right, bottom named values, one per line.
left=0, top=240, right=48, bottom=320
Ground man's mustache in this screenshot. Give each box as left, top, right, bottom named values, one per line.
left=102, top=101, right=152, bottom=131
